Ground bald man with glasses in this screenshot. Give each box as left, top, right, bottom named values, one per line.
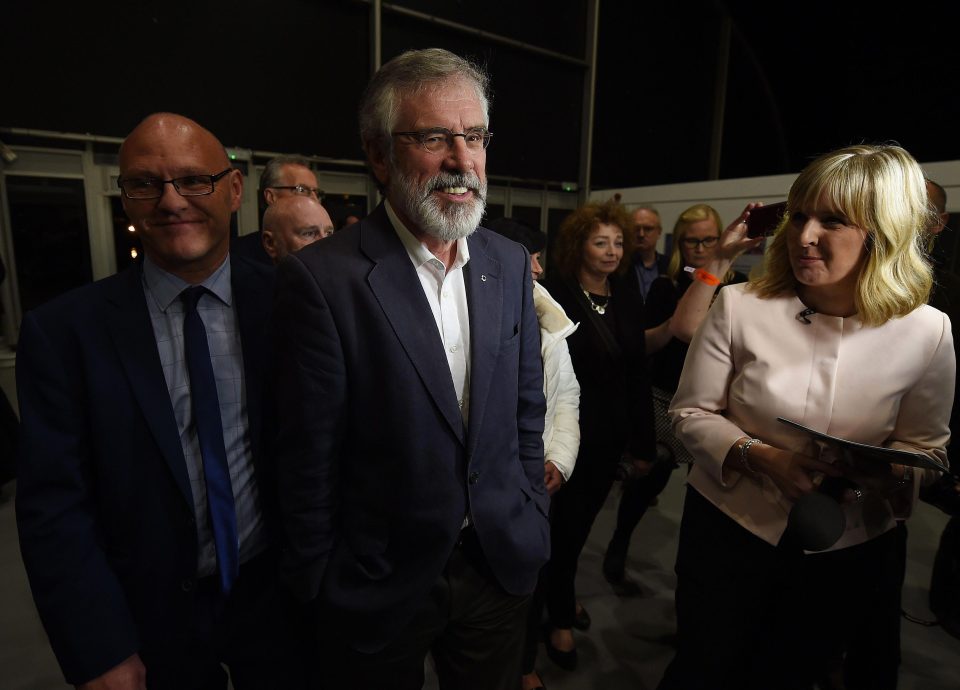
left=16, top=113, right=308, bottom=690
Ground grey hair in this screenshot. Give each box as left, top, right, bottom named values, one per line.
left=358, top=48, right=491, bottom=162
left=633, top=203, right=661, bottom=221
left=258, top=155, right=315, bottom=202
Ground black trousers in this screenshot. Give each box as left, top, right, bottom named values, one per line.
left=521, top=571, right=546, bottom=674
left=143, top=550, right=311, bottom=690
left=319, top=528, right=530, bottom=690
left=542, top=446, right=618, bottom=629
left=658, top=487, right=903, bottom=690
left=609, top=457, right=675, bottom=547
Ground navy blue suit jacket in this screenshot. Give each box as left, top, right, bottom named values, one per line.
left=15, top=255, right=275, bottom=684
left=272, top=204, right=549, bottom=652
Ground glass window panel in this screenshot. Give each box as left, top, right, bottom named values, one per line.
left=322, top=194, right=368, bottom=231
left=111, top=196, right=142, bottom=273
left=482, top=204, right=505, bottom=225
left=511, top=206, right=541, bottom=233
left=7, top=176, right=92, bottom=312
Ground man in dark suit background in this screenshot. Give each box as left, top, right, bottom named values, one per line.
left=232, top=155, right=324, bottom=266
left=16, top=113, right=303, bottom=689
left=630, top=205, right=669, bottom=302
left=273, top=48, right=549, bottom=689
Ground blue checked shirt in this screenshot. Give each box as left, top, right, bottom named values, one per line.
left=142, top=256, right=266, bottom=577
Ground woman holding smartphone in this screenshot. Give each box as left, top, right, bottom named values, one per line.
left=604, top=203, right=758, bottom=585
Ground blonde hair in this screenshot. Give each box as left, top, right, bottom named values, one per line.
left=751, top=144, right=934, bottom=326
left=667, top=204, right=732, bottom=282
left=552, top=200, right=634, bottom=279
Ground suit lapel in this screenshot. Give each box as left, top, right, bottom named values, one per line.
left=361, top=207, right=466, bottom=444
left=463, top=232, right=502, bottom=457
left=103, top=266, right=194, bottom=507
left=231, top=256, right=271, bottom=456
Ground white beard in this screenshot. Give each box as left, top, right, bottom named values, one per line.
left=391, top=167, right=487, bottom=242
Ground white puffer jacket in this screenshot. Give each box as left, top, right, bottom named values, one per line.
left=533, top=281, right=581, bottom=481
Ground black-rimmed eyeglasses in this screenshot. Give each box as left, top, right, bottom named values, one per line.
left=118, top=168, right=233, bottom=199
left=681, top=236, right=719, bottom=249
left=268, top=184, right=325, bottom=200
left=392, top=127, right=493, bottom=154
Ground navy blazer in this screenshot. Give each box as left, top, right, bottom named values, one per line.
left=15, top=255, right=275, bottom=684
left=273, top=204, right=549, bottom=652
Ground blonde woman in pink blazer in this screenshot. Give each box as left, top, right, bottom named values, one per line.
left=658, top=144, right=954, bottom=690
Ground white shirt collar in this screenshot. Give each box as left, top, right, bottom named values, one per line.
left=385, top=199, right=470, bottom=272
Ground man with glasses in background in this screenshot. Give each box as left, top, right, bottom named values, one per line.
left=272, top=48, right=549, bottom=690
left=630, top=204, right=669, bottom=301
left=233, top=154, right=326, bottom=265
left=16, top=113, right=306, bottom=689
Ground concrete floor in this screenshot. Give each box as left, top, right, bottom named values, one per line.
left=3, top=468, right=959, bottom=689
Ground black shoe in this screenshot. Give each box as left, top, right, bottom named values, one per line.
left=603, top=537, right=628, bottom=584
left=543, top=628, right=578, bottom=671
left=572, top=604, right=591, bottom=631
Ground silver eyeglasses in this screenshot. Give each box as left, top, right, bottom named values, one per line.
left=269, top=184, right=325, bottom=200
left=392, top=127, right=493, bottom=154
left=118, top=169, right=233, bottom=200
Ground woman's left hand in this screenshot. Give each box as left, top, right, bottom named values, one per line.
left=544, top=461, right=565, bottom=495
left=714, top=204, right=766, bottom=262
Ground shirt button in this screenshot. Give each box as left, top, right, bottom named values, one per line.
left=450, top=345, right=459, bottom=353
left=469, top=471, right=480, bottom=485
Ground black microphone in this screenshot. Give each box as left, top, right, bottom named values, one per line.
left=796, top=307, right=816, bottom=324
left=786, top=476, right=855, bottom=551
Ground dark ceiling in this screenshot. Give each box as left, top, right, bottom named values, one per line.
left=3, top=1, right=958, bottom=189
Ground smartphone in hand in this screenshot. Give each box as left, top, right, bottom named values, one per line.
left=746, top=201, right=788, bottom=238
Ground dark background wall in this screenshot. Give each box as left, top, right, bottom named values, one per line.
left=3, top=1, right=959, bottom=188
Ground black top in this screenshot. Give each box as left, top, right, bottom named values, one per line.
left=544, top=273, right=657, bottom=462
left=646, top=270, right=748, bottom=392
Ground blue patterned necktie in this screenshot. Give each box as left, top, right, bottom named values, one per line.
left=180, top=285, right=239, bottom=594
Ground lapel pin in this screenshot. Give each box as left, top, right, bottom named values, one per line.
left=481, top=275, right=487, bottom=282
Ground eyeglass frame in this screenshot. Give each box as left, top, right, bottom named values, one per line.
left=267, top=184, right=325, bottom=201
left=391, top=127, right=493, bottom=154
left=680, top=236, right=720, bottom=249
left=117, top=168, right=234, bottom=200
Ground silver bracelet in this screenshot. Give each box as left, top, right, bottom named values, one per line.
left=740, top=438, right=762, bottom=477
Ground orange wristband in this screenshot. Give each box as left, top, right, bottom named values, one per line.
left=685, top=266, right=721, bottom=286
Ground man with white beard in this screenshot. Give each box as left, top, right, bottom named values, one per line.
left=272, top=49, right=549, bottom=690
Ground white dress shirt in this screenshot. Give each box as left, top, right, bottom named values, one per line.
left=385, top=200, right=472, bottom=423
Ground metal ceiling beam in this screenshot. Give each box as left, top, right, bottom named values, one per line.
left=355, top=0, right=588, bottom=67
left=578, top=0, right=600, bottom=203
left=708, top=14, right=732, bottom=180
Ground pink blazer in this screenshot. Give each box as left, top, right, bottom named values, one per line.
left=670, top=283, right=954, bottom=550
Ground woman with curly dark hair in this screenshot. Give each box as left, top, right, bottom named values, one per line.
left=539, top=199, right=657, bottom=670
